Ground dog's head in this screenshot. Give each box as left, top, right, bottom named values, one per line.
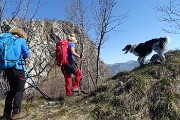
left=122, top=44, right=132, bottom=54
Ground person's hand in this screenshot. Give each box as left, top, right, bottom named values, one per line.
left=25, top=58, right=30, bottom=66
left=76, top=55, right=86, bottom=62
left=79, top=56, right=86, bottom=62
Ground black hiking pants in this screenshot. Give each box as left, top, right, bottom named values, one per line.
left=4, top=68, right=26, bottom=115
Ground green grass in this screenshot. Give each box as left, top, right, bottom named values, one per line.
left=1, top=50, right=180, bottom=120
left=90, top=50, right=180, bottom=120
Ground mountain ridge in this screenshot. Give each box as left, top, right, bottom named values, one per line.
left=106, top=60, right=139, bottom=75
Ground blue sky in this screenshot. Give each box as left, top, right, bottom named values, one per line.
left=35, top=0, right=180, bottom=64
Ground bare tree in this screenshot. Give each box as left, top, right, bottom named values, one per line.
left=64, top=0, right=127, bottom=88
left=64, top=0, right=98, bottom=91
left=0, top=0, right=40, bottom=32
left=92, top=0, right=127, bottom=85
left=155, top=0, right=180, bottom=34
left=65, top=0, right=90, bottom=66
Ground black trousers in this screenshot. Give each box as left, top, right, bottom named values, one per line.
left=61, top=60, right=77, bottom=74
left=4, top=68, right=26, bottom=114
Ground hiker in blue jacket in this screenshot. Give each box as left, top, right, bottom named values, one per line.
left=2, top=27, right=30, bottom=120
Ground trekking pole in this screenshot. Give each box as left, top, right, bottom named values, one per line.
left=25, top=71, right=52, bottom=106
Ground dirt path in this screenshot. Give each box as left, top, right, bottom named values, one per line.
left=0, top=95, right=93, bottom=120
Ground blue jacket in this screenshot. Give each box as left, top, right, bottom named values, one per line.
left=14, top=36, right=30, bottom=71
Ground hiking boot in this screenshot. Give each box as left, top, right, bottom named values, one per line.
left=1, top=112, right=11, bottom=120
left=72, top=92, right=81, bottom=96
left=11, top=113, right=27, bottom=120
left=1, top=116, right=11, bottom=120
left=72, top=88, right=80, bottom=92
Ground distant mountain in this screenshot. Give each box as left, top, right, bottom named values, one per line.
left=106, top=60, right=139, bottom=75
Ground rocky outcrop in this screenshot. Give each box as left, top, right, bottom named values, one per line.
left=0, top=19, right=111, bottom=97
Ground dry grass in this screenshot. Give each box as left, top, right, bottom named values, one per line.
left=1, top=50, right=180, bottom=120
left=0, top=95, right=92, bottom=120
left=89, top=50, right=180, bottom=120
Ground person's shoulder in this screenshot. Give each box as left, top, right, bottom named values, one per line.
left=69, top=42, right=75, bottom=47
left=69, top=42, right=75, bottom=45
left=15, top=37, right=27, bottom=44
left=0, top=33, right=13, bottom=38
left=16, top=37, right=26, bottom=41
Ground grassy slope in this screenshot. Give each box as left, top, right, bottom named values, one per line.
left=90, top=50, right=180, bottom=120
left=1, top=50, right=180, bottom=120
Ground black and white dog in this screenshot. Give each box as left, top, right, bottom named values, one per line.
left=122, top=37, right=170, bottom=65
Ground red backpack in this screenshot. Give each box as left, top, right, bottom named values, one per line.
left=56, top=40, right=69, bottom=66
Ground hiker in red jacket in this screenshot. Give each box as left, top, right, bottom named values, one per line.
left=61, top=34, right=82, bottom=96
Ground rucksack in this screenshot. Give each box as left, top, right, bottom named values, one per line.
left=56, top=40, right=69, bottom=66
left=0, top=33, right=17, bottom=69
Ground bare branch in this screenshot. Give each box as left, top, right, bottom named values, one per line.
left=155, top=0, right=180, bottom=33
left=8, top=0, right=22, bottom=25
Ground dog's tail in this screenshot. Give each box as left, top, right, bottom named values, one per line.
left=157, top=36, right=170, bottom=49
left=164, top=36, right=171, bottom=43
